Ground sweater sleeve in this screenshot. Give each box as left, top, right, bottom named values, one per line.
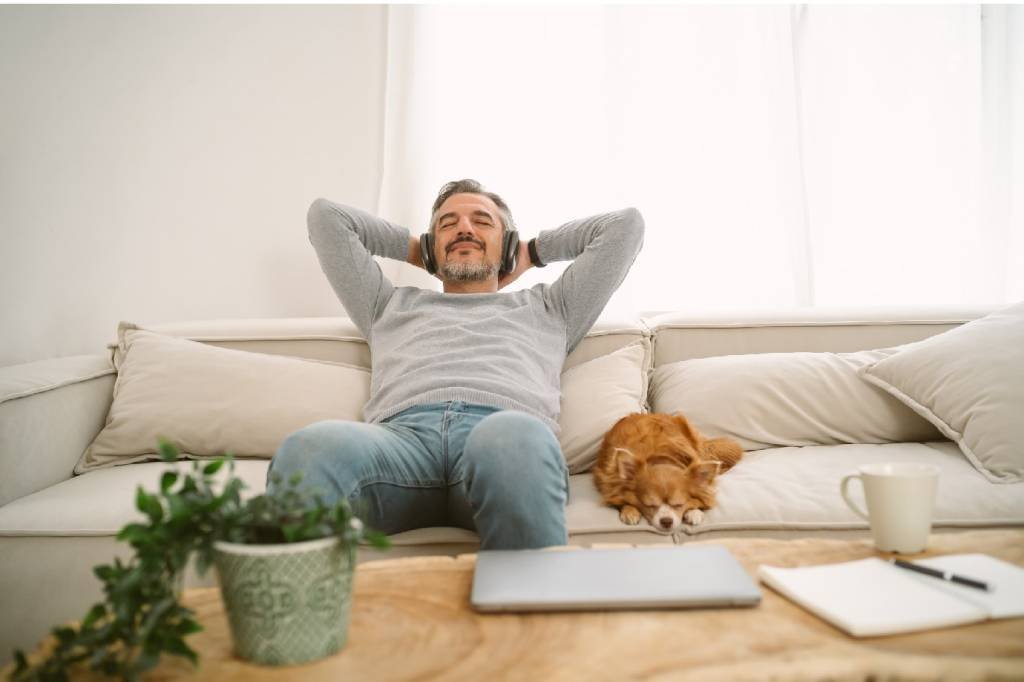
left=537, top=207, right=645, bottom=353
left=306, top=197, right=411, bottom=338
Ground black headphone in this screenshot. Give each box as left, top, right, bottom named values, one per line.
left=420, top=219, right=519, bottom=277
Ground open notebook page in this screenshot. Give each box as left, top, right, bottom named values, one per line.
left=758, top=557, right=987, bottom=637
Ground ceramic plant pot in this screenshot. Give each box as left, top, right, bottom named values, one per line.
left=213, top=536, right=355, bottom=666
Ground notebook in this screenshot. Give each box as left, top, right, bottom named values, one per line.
left=471, top=545, right=762, bottom=612
left=758, top=553, right=1024, bottom=637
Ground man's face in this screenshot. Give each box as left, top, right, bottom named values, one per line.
left=433, top=193, right=504, bottom=282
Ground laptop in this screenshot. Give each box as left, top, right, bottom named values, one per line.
left=470, top=544, right=761, bottom=613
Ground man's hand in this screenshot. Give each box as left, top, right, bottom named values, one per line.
left=407, top=236, right=425, bottom=270
left=497, top=240, right=533, bottom=290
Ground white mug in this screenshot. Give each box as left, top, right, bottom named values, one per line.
left=840, top=462, right=939, bottom=554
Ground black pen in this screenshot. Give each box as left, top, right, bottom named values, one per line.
left=889, top=559, right=991, bottom=592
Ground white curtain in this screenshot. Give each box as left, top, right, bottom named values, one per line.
left=374, top=4, right=1024, bottom=316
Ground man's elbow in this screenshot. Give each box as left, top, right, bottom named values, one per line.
left=307, top=197, right=333, bottom=236
left=308, top=197, right=358, bottom=243
left=621, top=206, right=644, bottom=229
left=619, top=206, right=645, bottom=250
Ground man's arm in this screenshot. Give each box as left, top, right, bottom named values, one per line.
left=306, top=197, right=413, bottom=337
left=538, top=207, right=645, bottom=352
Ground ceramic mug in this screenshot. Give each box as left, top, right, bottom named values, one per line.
left=840, top=462, right=939, bottom=554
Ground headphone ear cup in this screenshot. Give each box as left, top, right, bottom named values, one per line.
left=420, top=233, right=436, bottom=274
left=501, top=230, right=519, bottom=276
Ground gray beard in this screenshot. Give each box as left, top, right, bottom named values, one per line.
left=439, top=260, right=499, bottom=282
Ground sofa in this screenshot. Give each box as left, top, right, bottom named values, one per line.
left=2, top=305, right=1023, bottom=663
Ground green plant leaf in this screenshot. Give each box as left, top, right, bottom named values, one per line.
left=166, top=493, right=188, bottom=522
left=157, top=437, right=180, bottom=462
left=116, top=523, right=148, bottom=544
left=163, top=635, right=199, bottom=666
left=135, top=487, right=163, bottom=523
left=202, top=459, right=224, bottom=476
left=52, top=626, right=76, bottom=645
left=81, top=603, right=107, bottom=630
left=175, top=618, right=203, bottom=636
left=160, top=471, right=179, bottom=493
left=366, top=530, right=392, bottom=549
left=113, top=565, right=144, bottom=598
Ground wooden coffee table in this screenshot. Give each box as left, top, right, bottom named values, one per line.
left=11, top=530, right=1024, bottom=680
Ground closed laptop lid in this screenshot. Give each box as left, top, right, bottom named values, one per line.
left=470, top=544, right=762, bottom=612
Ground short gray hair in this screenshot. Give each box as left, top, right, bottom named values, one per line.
left=430, top=179, right=515, bottom=235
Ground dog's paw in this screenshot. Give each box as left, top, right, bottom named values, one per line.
left=619, top=505, right=642, bottom=525
left=683, top=509, right=705, bottom=526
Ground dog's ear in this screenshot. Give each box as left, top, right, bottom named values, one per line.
left=611, top=447, right=639, bottom=480
left=671, top=413, right=703, bottom=448
left=692, top=460, right=721, bottom=484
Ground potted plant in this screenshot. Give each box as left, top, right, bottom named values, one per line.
left=9, top=438, right=389, bottom=680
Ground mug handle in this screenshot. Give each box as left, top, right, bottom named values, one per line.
left=840, top=474, right=870, bottom=521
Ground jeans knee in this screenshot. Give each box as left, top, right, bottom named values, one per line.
left=272, top=421, right=332, bottom=471
left=464, top=411, right=565, bottom=480
left=267, top=420, right=368, bottom=494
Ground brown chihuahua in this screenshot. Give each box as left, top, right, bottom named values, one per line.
left=593, top=412, right=743, bottom=533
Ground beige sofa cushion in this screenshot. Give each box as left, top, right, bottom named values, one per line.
left=558, top=341, right=649, bottom=474
left=860, top=301, right=1024, bottom=484
left=650, top=350, right=942, bottom=451
left=6, top=443, right=1021, bottom=542
left=567, top=441, right=1024, bottom=538
left=76, top=327, right=371, bottom=473
left=80, top=324, right=649, bottom=475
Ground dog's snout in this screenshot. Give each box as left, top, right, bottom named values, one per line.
left=659, top=517, right=673, bottom=529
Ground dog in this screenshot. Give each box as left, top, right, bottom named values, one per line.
left=592, top=412, right=743, bottom=533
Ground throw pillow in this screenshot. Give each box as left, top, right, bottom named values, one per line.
left=76, top=327, right=371, bottom=473
left=859, top=301, right=1024, bottom=483
left=558, top=341, right=649, bottom=474
left=650, top=350, right=942, bottom=451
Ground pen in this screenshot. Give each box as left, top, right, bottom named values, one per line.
left=889, top=559, right=991, bottom=592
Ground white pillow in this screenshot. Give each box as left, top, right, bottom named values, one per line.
left=76, top=327, right=370, bottom=473
left=650, top=350, right=942, bottom=451
left=558, top=341, right=649, bottom=474
left=860, top=301, right=1024, bottom=483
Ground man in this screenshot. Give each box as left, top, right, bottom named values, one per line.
left=267, top=179, right=644, bottom=549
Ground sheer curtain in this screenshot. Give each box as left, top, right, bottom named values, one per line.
left=373, top=4, right=1023, bottom=316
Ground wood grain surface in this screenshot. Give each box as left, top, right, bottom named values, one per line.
left=9, top=530, right=1024, bottom=681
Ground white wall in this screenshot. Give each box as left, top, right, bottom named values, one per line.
left=0, top=5, right=387, bottom=366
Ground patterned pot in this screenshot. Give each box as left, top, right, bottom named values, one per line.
left=213, top=536, right=355, bottom=666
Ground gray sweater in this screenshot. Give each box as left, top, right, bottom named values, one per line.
left=306, top=197, right=644, bottom=435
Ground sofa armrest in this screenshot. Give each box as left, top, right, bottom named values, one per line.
left=0, top=354, right=115, bottom=507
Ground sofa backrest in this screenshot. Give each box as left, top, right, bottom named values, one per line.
left=112, top=317, right=372, bottom=368
left=118, top=305, right=1001, bottom=374
left=111, top=316, right=651, bottom=372
left=641, top=306, right=998, bottom=368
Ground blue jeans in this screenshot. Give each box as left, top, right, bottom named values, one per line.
left=266, top=401, right=570, bottom=550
